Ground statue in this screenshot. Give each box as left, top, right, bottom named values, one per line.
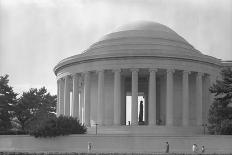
left=139, top=101, right=143, bottom=122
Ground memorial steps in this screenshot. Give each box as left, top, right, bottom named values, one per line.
left=87, top=125, right=203, bottom=135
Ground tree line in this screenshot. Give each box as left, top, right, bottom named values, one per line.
left=208, top=68, right=232, bottom=134
left=0, top=74, right=57, bottom=133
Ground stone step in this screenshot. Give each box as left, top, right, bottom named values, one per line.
left=87, top=125, right=204, bottom=135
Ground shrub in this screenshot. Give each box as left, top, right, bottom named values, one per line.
left=29, top=116, right=86, bottom=138
left=56, top=116, right=86, bottom=135
left=0, top=130, right=27, bottom=135
left=220, top=119, right=232, bottom=135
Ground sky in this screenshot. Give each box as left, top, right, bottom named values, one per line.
left=0, top=0, right=232, bottom=95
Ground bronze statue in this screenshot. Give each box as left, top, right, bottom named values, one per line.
left=139, top=101, right=143, bottom=122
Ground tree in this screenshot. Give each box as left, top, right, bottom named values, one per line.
left=13, top=87, right=57, bottom=131
left=208, top=68, right=232, bottom=135
left=0, top=75, right=17, bottom=131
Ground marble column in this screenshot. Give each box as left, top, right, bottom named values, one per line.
left=121, top=77, right=126, bottom=125
left=148, top=68, right=157, bottom=125
left=166, top=69, right=174, bottom=126
left=56, top=79, right=60, bottom=116
left=72, top=73, right=79, bottom=118
left=113, top=69, right=121, bottom=125
left=80, top=88, right=84, bottom=124
left=182, top=70, right=190, bottom=126
left=131, top=69, right=139, bottom=125
left=59, top=78, right=65, bottom=115
left=97, top=70, right=104, bottom=125
left=64, top=76, right=71, bottom=116
left=84, top=72, right=91, bottom=126
left=196, top=72, right=203, bottom=126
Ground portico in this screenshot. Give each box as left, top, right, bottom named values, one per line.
left=55, top=67, right=213, bottom=127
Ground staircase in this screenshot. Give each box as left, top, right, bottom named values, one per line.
left=87, top=125, right=203, bottom=135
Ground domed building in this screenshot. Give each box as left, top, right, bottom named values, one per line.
left=54, top=21, right=230, bottom=134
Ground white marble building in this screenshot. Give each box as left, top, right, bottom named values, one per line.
left=54, top=21, right=231, bottom=134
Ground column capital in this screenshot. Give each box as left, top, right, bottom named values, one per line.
left=183, top=70, right=191, bottom=75
left=71, top=73, right=80, bottom=77
left=167, top=69, right=175, bottom=74
left=64, top=75, right=72, bottom=80
left=112, top=69, right=121, bottom=73
left=83, top=71, right=90, bottom=77
left=197, top=72, right=204, bottom=77
left=149, top=68, right=158, bottom=73
left=83, top=71, right=91, bottom=75
left=96, top=70, right=105, bottom=74
left=130, top=68, right=139, bottom=72
left=59, top=77, right=65, bottom=81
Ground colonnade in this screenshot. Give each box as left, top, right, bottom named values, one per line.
left=56, top=68, right=211, bottom=127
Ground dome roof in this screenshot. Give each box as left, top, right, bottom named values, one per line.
left=104, top=21, right=189, bottom=44
left=54, top=21, right=221, bottom=75
left=82, top=21, right=202, bottom=57
left=115, top=21, right=176, bottom=32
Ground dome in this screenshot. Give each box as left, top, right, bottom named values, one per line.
left=82, top=21, right=201, bottom=57
left=114, top=21, right=177, bottom=32
left=103, top=21, right=189, bottom=44
left=54, top=21, right=221, bottom=75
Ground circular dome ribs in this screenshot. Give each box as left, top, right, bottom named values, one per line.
left=83, top=21, right=201, bottom=58
left=54, top=21, right=221, bottom=75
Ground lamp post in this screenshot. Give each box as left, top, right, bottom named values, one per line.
left=202, top=123, right=207, bottom=135
left=95, top=123, right=99, bottom=135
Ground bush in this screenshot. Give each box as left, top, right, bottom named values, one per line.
left=0, top=130, right=27, bottom=135
left=56, top=116, right=86, bottom=135
left=29, top=116, right=87, bottom=138
left=220, top=119, right=232, bottom=135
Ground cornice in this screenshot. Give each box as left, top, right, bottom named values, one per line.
left=54, top=53, right=221, bottom=75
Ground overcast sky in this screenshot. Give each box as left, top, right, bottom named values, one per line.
left=0, top=0, right=231, bottom=95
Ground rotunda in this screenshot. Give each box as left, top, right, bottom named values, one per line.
left=54, top=21, right=224, bottom=134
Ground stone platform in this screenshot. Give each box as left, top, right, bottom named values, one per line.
left=87, top=125, right=204, bottom=135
